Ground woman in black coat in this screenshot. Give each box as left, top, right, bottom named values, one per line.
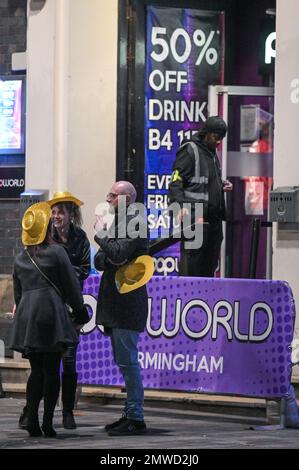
left=18, top=191, right=91, bottom=431
left=10, top=202, right=88, bottom=438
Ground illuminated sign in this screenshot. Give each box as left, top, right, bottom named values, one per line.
left=258, top=18, right=275, bottom=75
left=0, top=77, right=25, bottom=155
left=0, top=167, right=25, bottom=199
left=265, top=31, right=276, bottom=64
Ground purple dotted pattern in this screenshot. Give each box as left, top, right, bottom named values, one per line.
left=78, top=275, right=295, bottom=398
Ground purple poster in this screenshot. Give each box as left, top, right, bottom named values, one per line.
left=79, top=275, right=295, bottom=399
left=145, top=7, right=224, bottom=275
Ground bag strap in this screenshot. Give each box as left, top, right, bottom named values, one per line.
left=24, top=247, right=63, bottom=299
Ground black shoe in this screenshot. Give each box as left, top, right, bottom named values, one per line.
left=61, top=372, right=78, bottom=429
left=108, top=419, right=147, bottom=436
left=27, top=424, right=42, bottom=438
left=42, top=422, right=57, bottom=438
left=19, top=406, right=28, bottom=430
left=63, top=411, right=77, bottom=429
left=105, top=416, right=127, bottom=432
left=26, top=413, right=42, bottom=437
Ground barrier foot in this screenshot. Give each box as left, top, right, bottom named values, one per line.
left=0, top=375, right=5, bottom=398
left=249, top=398, right=286, bottom=431
left=249, top=424, right=285, bottom=431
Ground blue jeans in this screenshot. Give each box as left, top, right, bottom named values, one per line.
left=110, top=328, right=144, bottom=422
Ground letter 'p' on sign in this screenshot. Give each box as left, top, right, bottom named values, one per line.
left=265, top=32, right=276, bottom=64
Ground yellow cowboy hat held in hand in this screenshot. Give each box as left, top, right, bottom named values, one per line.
left=22, top=202, right=52, bottom=246
left=47, top=191, right=84, bottom=208
left=115, top=255, right=155, bottom=294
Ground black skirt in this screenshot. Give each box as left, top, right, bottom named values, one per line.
left=10, top=286, right=79, bottom=356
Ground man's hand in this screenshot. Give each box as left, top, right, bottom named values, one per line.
left=74, top=323, right=84, bottom=332
left=12, top=304, right=16, bottom=316
left=223, top=180, right=233, bottom=192
left=176, top=207, right=189, bottom=223
left=94, top=214, right=107, bottom=233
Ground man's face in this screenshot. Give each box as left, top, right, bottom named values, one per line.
left=204, top=132, right=224, bottom=151
left=106, top=183, right=127, bottom=213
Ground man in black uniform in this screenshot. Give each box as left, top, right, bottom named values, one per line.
left=168, top=116, right=232, bottom=277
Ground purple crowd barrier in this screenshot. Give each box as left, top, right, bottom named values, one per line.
left=79, top=275, right=295, bottom=399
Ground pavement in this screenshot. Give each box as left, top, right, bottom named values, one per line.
left=0, top=397, right=299, bottom=450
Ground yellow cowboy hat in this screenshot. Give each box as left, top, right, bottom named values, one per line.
left=115, top=255, right=155, bottom=294
left=22, top=202, right=51, bottom=246
left=47, top=191, right=84, bottom=208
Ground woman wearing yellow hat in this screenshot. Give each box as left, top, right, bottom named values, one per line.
left=10, top=202, right=89, bottom=438
left=46, top=191, right=91, bottom=430
left=18, top=191, right=91, bottom=431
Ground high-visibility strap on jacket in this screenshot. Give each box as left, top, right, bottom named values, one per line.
left=168, top=134, right=225, bottom=220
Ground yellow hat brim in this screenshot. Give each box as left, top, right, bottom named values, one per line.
left=115, top=255, right=154, bottom=294
left=22, top=230, right=48, bottom=246
left=47, top=191, right=84, bottom=207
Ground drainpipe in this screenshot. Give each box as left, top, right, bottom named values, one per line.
left=53, top=0, right=70, bottom=191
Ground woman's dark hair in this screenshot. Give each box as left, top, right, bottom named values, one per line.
left=52, top=202, right=83, bottom=227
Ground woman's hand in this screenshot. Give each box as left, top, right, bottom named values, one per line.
left=223, top=180, right=233, bottom=192
left=176, top=207, right=189, bottom=223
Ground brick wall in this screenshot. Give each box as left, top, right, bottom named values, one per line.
left=0, top=202, right=22, bottom=275
left=0, top=0, right=26, bottom=74
left=0, top=0, right=26, bottom=275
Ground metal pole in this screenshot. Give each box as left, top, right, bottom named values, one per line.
left=0, top=373, right=5, bottom=398
left=249, top=218, right=261, bottom=278
left=220, top=91, right=228, bottom=277
left=208, top=85, right=219, bottom=116
left=54, top=0, right=70, bottom=191
left=266, top=198, right=273, bottom=279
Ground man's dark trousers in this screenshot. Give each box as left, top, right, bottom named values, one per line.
left=180, top=219, right=223, bottom=277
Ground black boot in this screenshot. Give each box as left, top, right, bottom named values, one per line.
left=25, top=363, right=43, bottom=437
left=41, top=416, right=57, bottom=438
left=42, top=397, right=58, bottom=438
left=26, top=403, right=42, bottom=437
left=27, top=410, right=42, bottom=438
left=0, top=373, right=5, bottom=398
left=62, top=372, right=78, bottom=429
left=18, top=405, right=28, bottom=430
left=42, top=367, right=60, bottom=438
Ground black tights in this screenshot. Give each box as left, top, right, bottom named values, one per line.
left=27, top=352, right=62, bottom=424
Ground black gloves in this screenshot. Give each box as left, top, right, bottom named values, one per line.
left=72, top=305, right=90, bottom=325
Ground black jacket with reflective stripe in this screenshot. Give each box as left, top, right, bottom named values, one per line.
left=168, top=132, right=225, bottom=220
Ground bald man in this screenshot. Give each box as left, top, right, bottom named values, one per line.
left=94, top=181, right=148, bottom=436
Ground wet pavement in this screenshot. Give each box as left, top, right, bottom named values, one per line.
left=0, top=397, right=298, bottom=450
